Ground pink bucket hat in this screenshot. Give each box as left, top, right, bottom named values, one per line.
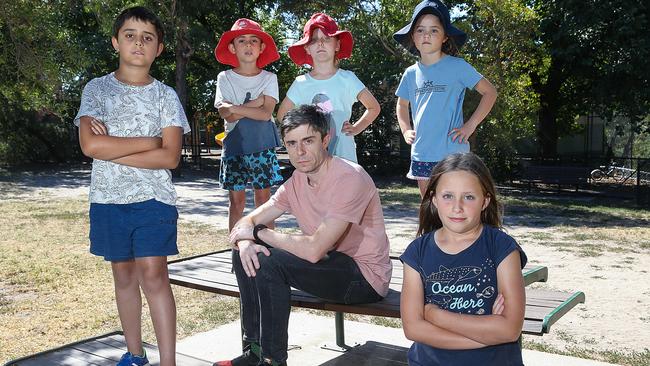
left=214, top=18, right=280, bottom=68
left=287, top=13, right=354, bottom=66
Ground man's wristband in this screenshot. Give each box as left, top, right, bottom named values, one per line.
left=253, top=224, right=271, bottom=248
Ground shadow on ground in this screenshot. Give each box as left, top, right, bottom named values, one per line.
left=1, top=162, right=647, bottom=230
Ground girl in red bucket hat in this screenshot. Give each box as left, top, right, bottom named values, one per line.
left=393, top=0, right=497, bottom=199
left=212, top=19, right=284, bottom=272
left=277, top=13, right=380, bottom=164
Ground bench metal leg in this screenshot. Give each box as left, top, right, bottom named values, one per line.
left=320, top=312, right=360, bottom=352
left=335, top=311, right=345, bottom=347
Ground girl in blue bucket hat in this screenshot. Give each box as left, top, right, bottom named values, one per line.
left=394, top=0, right=497, bottom=198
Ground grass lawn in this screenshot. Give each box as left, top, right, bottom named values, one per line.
left=0, top=196, right=239, bottom=363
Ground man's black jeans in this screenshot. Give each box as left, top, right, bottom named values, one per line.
left=232, top=248, right=383, bottom=363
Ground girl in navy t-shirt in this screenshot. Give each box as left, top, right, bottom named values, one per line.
left=400, top=152, right=527, bottom=366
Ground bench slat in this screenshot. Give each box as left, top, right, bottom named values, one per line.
left=522, top=319, right=544, bottom=334
left=540, top=291, right=585, bottom=333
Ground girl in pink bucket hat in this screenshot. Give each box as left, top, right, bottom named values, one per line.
left=212, top=18, right=284, bottom=265
left=277, top=13, right=380, bottom=164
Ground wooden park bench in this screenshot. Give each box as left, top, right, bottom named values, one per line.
left=166, top=249, right=585, bottom=349
left=520, top=165, right=592, bottom=192
left=5, top=251, right=584, bottom=365
left=3, top=331, right=211, bottom=366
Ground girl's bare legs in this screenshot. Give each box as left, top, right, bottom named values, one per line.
left=137, top=256, right=177, bottom=366
left=417, top=179, right=429, bottom=199
left=228, top=190, right=247, bottom=231
left=253, top=188, right=274, bottom=229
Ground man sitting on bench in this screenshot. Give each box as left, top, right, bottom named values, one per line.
left=217, top=105, right=392, bottom=366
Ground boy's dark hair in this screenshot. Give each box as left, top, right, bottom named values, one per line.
left=280, top=105, right=330, bottom=139
left=113, top=6, right=164, bottom=44
left=417, top=152, right=502, bottom=236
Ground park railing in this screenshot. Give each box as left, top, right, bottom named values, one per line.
left=514, top=155, right=650, bottom=205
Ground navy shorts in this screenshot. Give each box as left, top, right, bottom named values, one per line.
left=89, top=199, right=179, bottom=261
left=220, top=148, right=283, bottom=191
left=407, top=160, right=439, bottom=180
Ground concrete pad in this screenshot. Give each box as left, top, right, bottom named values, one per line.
left=177, top=312, right=620, bottom=366
left=177, top=311, right=408, bottom=365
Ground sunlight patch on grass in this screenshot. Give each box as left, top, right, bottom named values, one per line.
left=527, top=232, right=554, bottom=241
left=576, top=243, right=604, bottom=257
left=378, top=185, right=421, bottom=208
left=369, top=316, right=401, bottom=328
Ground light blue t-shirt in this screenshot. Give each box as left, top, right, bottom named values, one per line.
left=396, top=56, right=482, bottom=162
left=286, top=69, right=366, bottom=163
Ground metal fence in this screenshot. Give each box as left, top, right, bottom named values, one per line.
left=515, top=155, right=650, bottom=205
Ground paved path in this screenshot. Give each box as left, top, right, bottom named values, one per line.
left=173, top=170, right=417, bottom=254
left=0, top=164, right=417, bottom=254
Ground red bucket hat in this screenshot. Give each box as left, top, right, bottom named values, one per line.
left=214, top=18, right=280, bottom=68
left=287, top=13, right=354, bottom=66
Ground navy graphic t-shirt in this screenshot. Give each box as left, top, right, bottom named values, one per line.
left=400, top=225, right=527, bottom=366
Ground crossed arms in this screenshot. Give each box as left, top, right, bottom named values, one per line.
left=401, top=251, right=525, bottom=349
left=78, top=116, right=183, bottom=169
left=217, top=94, right=277, bottom=122
left=228, top=200, right=352, bottom=277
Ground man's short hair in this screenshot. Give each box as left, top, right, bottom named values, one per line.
left=113, top=6, right=164, bottom=44
left=280, top=105, right=329, bottom=139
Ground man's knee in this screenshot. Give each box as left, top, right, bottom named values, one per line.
left=255, top=249, right=286, bottom=281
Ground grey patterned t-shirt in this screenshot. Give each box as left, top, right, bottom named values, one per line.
left=74, top=73, right=191, bottom=205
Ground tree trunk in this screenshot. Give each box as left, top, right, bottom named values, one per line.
left=175, top=26, right=189, bottom=110
left=622, top=124, right=635, bottom=163
left=173, top=11, right=193, bottom=176
left=534, top=59, right=563, bottom=157
left=537, top=107, right=558, bottom=157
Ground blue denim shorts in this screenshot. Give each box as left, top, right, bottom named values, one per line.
left=219, top=148, right=283, bottom=191
left=89, top=199, right=179, bottom=261
left=407, top=160, right=439, bottom=180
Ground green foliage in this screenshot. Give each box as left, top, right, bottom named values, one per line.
left=459, top=0, right=540, bottom=176
left=0, top=0, right=95, bottom=163
left=0, top=0, right=647, bottom=172
left=525, top=0, right=649, bottom=156
left=590, top=0, right=650, bottom=138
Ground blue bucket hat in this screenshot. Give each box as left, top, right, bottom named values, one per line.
left=393, top=0, right=467, bottom=55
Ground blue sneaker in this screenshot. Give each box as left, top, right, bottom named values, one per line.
left=117, top=349, right=150, bottom=366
